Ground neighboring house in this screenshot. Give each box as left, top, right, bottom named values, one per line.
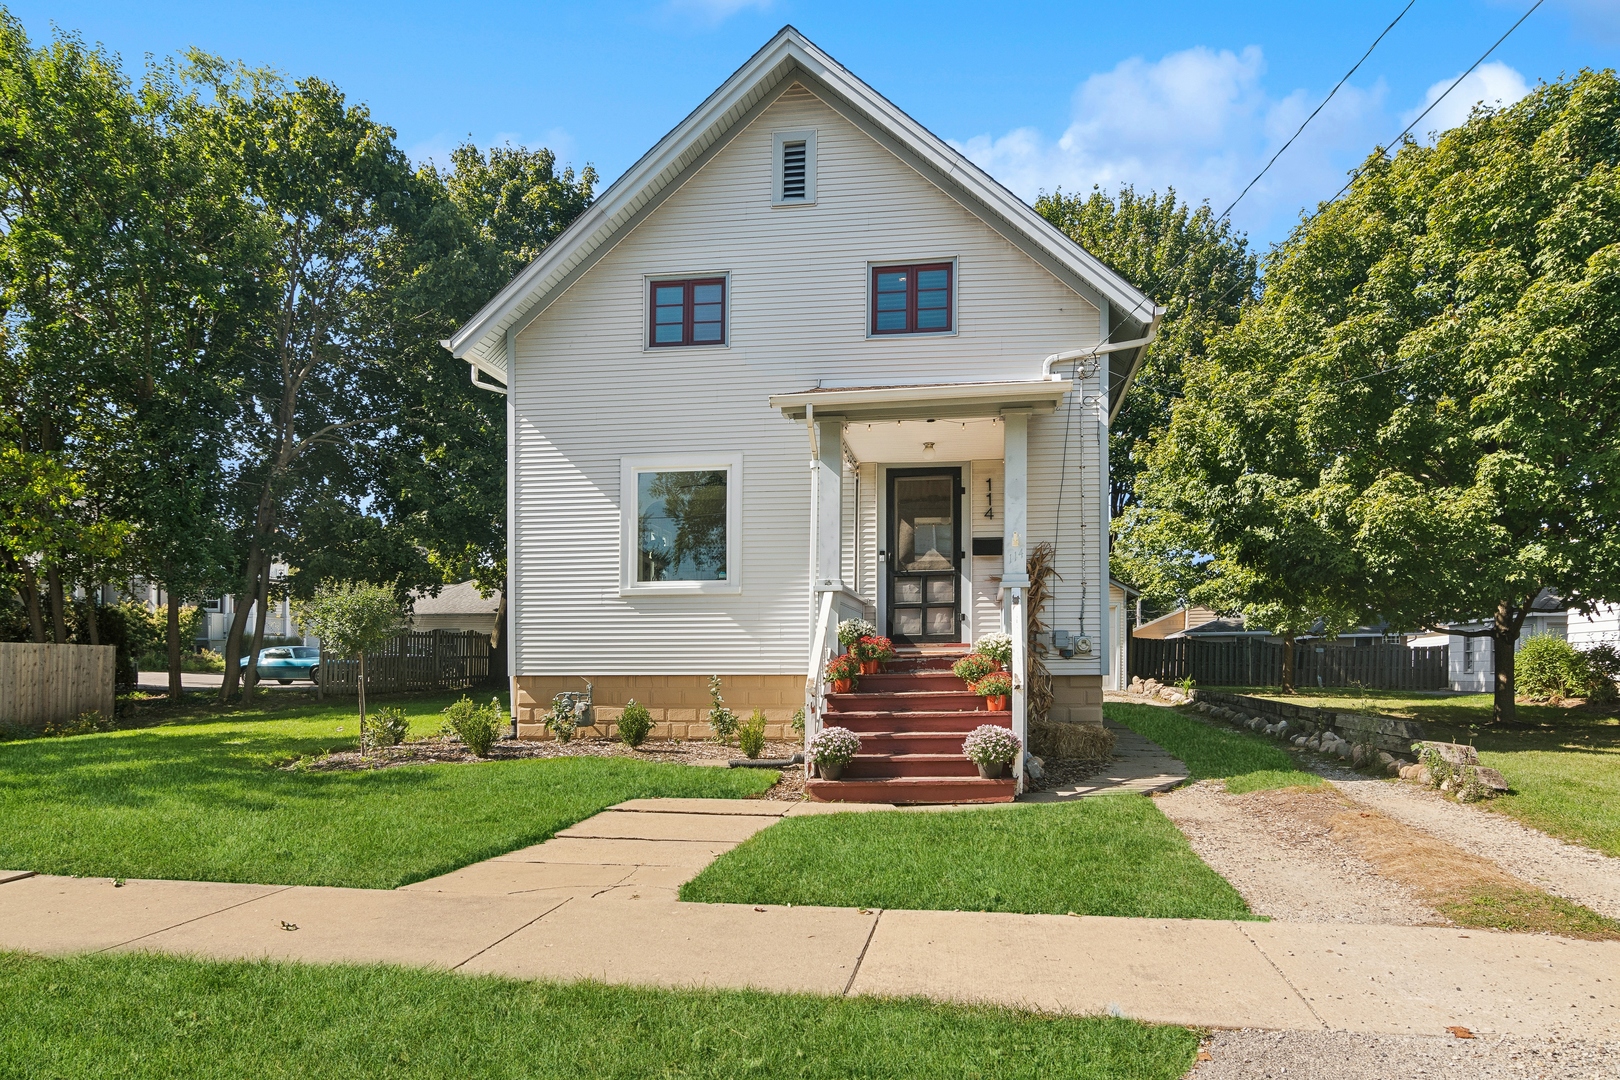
left=1105, top=579, right=1138, bottom=691
left=1133, top=607, right=1397, bottom=645
left=1408, top=590, right=1569, bottom=692
left=120, top=567, right=303, bottom=651
left=444, top=28, right=1162, bottom=800
left=1132, top=605, right=1225, bottom=641
left=1567, top=602, right=1620, bottom=651
left=409, top=581, right=501, bottom=636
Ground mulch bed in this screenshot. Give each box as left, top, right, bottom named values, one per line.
left=1025, top=756, right=1114, bottom=792
left=290, top=735, right=805, bottom=777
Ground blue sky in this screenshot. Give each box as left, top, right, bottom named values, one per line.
left=12, top=0, right=1619, bottom=247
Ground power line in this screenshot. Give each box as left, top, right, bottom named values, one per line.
left=1328, top=0, right=1545, bottom=203
left=1215, top=0, right=1417, bottom=224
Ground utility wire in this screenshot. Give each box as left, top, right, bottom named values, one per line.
left=1328, top=0, right=1545, bottom=203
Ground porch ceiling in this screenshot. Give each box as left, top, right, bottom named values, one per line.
left=768, top=379, right=1071, bottom=423
left=842, top=418, right=1003, bottom=464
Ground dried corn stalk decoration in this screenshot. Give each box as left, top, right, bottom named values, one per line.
left=1025, top=542, right=1059, bottom=726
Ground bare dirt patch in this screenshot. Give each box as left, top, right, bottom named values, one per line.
left=291, top=736, right=803, bottom=773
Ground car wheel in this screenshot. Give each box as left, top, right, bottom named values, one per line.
left=277, top=679, right=292, bottom=685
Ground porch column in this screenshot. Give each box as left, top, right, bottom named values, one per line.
left=1002, top=408, right=1030, bottom=792
left=812, top=417, right=845, bottom=592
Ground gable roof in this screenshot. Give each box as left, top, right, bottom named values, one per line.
left=443, top=26, right=1162, bottom=383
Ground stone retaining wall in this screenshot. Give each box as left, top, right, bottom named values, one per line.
left=1190, top=688, right=1424, bottom=758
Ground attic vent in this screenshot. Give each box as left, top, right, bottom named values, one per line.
left=781, top=142, right=807, bottom=199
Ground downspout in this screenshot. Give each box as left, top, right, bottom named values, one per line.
left=1040, top=308, right=1164, bottom=381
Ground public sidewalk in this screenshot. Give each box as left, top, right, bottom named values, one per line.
left=4, top=799, right=1618, bottom=1038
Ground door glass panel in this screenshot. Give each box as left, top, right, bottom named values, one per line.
left=895, top=477, right=954, bottom=572
left=894, top=579, right=922, bottom=605
left=926, top=609, right=956, bottom=636
left=896, top=610, right=924, bottom=636
left=927, top=577, right=955, bottom=604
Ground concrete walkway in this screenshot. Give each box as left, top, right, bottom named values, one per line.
left=1023, top=719, right=1189, bottom=801
left=4, top=797, right=1619, bottom=1037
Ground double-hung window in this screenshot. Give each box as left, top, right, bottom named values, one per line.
left=870, top=263, right=953, bottom=335
left=649, top=277, right=726, bottom=347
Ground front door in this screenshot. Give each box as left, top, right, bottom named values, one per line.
left=886, top=468, right=962, bottom=644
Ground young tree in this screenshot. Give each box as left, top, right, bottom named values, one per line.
left=294, top=580, right=404, bottom=746
left=1035, top=186, right=1258, bottom=517
left=1134, top=70, right=1620, bottom=721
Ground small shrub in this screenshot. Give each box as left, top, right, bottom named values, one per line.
left=962, top=724, right=1022, bottom=766
left=738, top=710, right=767, bottom=758
left=361, top=706, right=410, bottom=751
left=1582, top=643, right=1619, bottom=703
left=42, top=710, right=115, bottom=737
left=442, top=696, right=502, bottom=756
left=971, top=671, right=1014, bottom=698
left=836, top=618, right=877, bottom=648
left=973, top=631, right=1013, bottom=666
left=952, top=653, right=998, bottom=683
left=545, top=699, right=578, bottom=744
left=790, top=706, right=805, bottom=737
left=1517, top=635, right=1593, bottom=700
left=808, top=726, right=861, bottom=768
left=1177, top=675, right=1196, bottom=696
left=707, top=675, right=739, bottom=743
left=617, top=699, right=653, bottom=748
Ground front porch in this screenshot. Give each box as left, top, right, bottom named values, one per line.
left=771, top=379, right=1071, bottom=802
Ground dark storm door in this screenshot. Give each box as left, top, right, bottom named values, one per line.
left=886, top=468, right=962, bottom=644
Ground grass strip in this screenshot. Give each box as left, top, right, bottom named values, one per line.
left=682, top=798, right=1253, bottom=919
left=0, top=951, right=1199, bottom=1080
left=1105, top=701, right=1322, bottom=794
left=0, top=692, right=773, bottom=889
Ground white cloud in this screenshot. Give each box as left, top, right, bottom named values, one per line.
left=1403, top=61, right=1531, bottom=139
left=951, top=45, right=1384, bottom=241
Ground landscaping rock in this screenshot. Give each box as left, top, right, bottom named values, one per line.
left=1398, top=764, right=1426, bottom=782
left=1473, top=766, right=1510, bottom=793
left=1415, top=741, right=1479, bottom=766
left=1293, top=735, right=1308, bottom=747
left=1025, top=752, right=1045, bottom=781
left=1335, top=740, right=1353, bottom=760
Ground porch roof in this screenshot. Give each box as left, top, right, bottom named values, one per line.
left=768, top=379, right=1071, bottom=422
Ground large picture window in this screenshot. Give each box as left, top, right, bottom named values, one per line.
left=622, top=457, right=741, bottom=593
left=649, top=277, right=727, bottom=347
left=870, top=262, right=953, bottom=335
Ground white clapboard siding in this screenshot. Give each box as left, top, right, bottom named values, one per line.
left=512, top=84, right=1104, bottom=675
left=970, top=458, right=1005, bottom=639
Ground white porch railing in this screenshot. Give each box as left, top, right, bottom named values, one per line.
left=1008, top=585, right=1029, bottom=793
left=804, top=586, right=871, bottom=777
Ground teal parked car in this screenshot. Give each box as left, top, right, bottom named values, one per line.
left=240, top=645, right=321, bottom=683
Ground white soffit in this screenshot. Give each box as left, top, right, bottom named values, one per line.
left=842, top=418, right=1004, bottom=464
left=443, top=26, right=1161, bottom=379
left=770, top=379, right=1071, bottom=422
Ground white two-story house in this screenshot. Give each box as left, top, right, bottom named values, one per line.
left=445, top=27, right=1161, bottom=801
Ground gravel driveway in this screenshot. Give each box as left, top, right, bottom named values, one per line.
left=1189, top=1029, right=1619, bottom=1080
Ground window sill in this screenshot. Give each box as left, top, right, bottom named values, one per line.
left=865, top=329, right=959, bottom=341
left=621, top=583, right=743, bottom=597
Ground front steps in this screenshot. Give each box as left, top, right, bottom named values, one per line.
left=806, top=646, right=1016, bottom=805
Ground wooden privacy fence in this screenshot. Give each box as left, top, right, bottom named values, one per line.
left=0, top=643, right=116, bottom=729
left=1130, top=637, right=1449, bottom=691
left=320, top=630, right=492, bottom=696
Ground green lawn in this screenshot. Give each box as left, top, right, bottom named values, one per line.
left=1103, top=701, right=1322, bottom=794
left=0, top=691, right=773, bottom=889
left=0, top=952, right=1198, bottom=1080
left=1219, top=688, right=1620, bottom=856
left=681, top=798, right=1252, bottom=919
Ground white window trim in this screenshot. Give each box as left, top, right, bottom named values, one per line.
left=864, top=257, right=960, bottom=340
left=641, top=271, right=732, bottom=353
left=621, top=454, right=743, bottom=596
left=772, top=128, right=817, bottom=206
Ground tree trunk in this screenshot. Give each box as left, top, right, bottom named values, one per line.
left=218, top=549, right=265, bottom=703
left=167, top=590, right=183, bottom=702
left=1281, top=633, right=1296, bottom=694
left=84, top=589, right=100, bottom=646
left=357, top=651, right=367, bottom=756
left=46, top=565, right=66, bottom=644
left=243, top=568, right=271, bottom=691
left=19, top=563, right=46, bottom=642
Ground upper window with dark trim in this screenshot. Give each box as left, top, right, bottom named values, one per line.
left=870, top=263, right=953, bottom=335
left=649, top=277, right=727, bottom=347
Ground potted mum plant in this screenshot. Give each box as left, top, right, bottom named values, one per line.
left=972, top=671, right=1014, bottom=711
left=962, top=723, right=1021, bottom=779
left=974, top=631, right=1013, bottom=670
left=825, top=653, right=860, bottom=693
left=808, top=725, right=862, bottom=780
left=837, top=618, right=877, bottom=650
left=951, top=652, right=998, bottom=685
left=852, top=634, right=894, bottom=675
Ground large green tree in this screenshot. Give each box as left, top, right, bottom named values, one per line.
left=1035, top=186, right=1258, bottom=519
left=1129, top=70, right=1620, bottom=721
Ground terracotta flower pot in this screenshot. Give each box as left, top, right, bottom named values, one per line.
left=859, top=659, right=880, bottom=675
left=985, top=694, right=1010, bottom=712
left=976, top=760, right=1004, bottom=779
left=831, top=678, right=854, bottom=694
left=819, top=761, right=844, bottom=780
